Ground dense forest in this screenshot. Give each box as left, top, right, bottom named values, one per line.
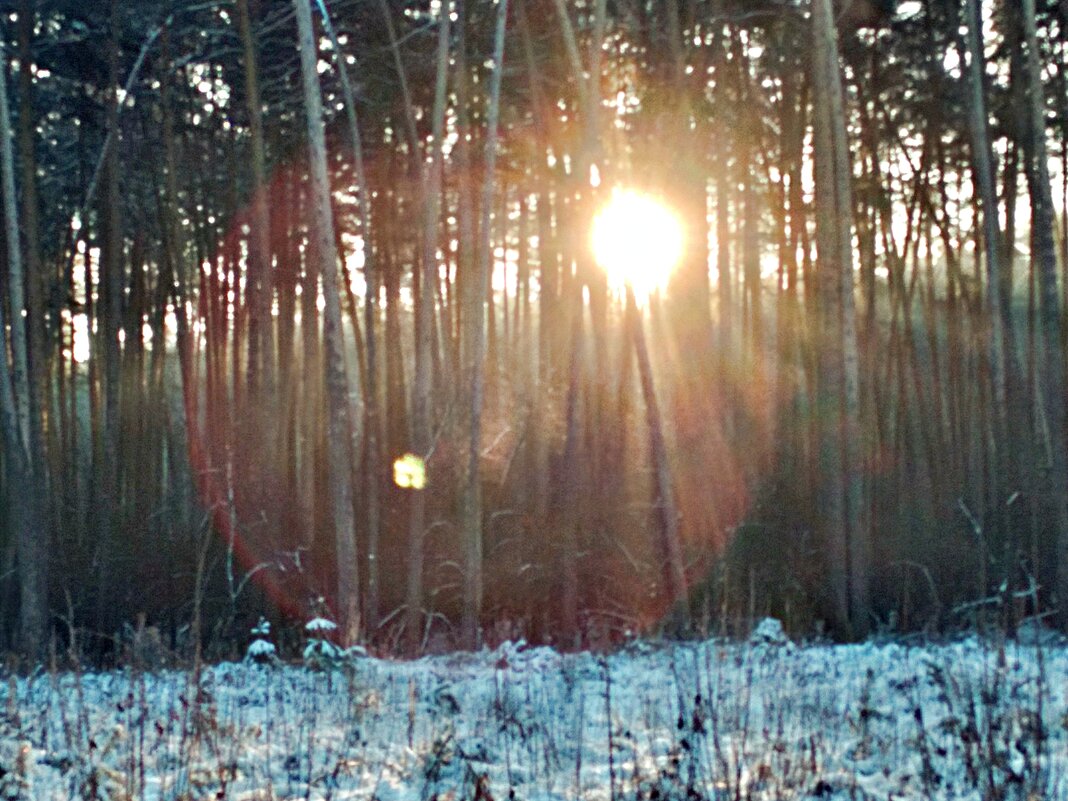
left=0, top=0, right=1067, bottom=661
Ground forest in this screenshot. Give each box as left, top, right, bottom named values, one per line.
left=0, top=0, right=1067, bottom=663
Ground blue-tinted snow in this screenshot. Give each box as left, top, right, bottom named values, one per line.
left=1, top=634, right=1066, bottom=799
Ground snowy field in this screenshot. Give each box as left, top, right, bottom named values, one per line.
left=2, top=624, right=1067, bottom=800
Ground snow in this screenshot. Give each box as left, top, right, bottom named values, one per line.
left=749, top=616, right=790, bottom=647
left=246, top=638, right=277, bottom=659
left=2, top=633, right=1067, bottom=799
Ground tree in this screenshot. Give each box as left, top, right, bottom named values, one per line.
left=406, top=0, right=451, bottom=655
left=293, top=0, right=360, bottom=644
left=811, top=0, right=869, bottom=636
left=1020, top=0, right=1068, bottom=627
left=459, top=0, right=510, bottom=650
left=235, top=0, right=274, bottom=400
left=0, top=38, right=45, bottom=657
left=315, top=0, right=383, bottom=634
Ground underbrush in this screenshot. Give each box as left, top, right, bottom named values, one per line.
left=1, top=631, right=1066, bottom=800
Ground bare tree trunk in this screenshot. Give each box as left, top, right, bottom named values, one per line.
left=627, top=288, right=688, bottom=625
left=807, top=0, right=858, bottom=636
left=406, top=1, right=450, bottom=654
left=157, top=25, right=194, bottom=557
left=1020, top=0, right=1068, bottom=628
left=461, top=0, right=509, bottom=650
left=293, top=0, right=360, bottom=644
left=236, top=0, right=274, bottom=399
left=315, top=0, right=383, bottom=634
left=0, top=39, right=44, bottom=657
left=97, top=0, right=124, bottom=635
left=964, top=0, right=1013, bottom=561
left=827, top=9, right=869, bottom=639
left=16, top=0, right=46, bottom=480
left=1, top=51, right=29, bottom=458
left=556, top=284, right=584, bottom=647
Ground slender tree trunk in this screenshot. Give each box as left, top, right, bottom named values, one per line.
left=460, top=0, right=509, bottom=649
left=812, top=0, right=862, bottom=635
left=0, top=39, right=44, bottom=657
left=316, top=0, right=382, bottom=631
left=627, top=287, right=688, bottom=624
left=16, top=0, right=45, bottom=479
left=828, top=9, right=869, bottom=639
left=235, top=0, right=274, bottom=544
left=236, top=0, right=274, bottom=400
left=158, top=25, right=194, bottom=568
left=405, top=1, right=450, bottom=654
left=293, top=0, right=360, bottom=644
left=556, top=281, right=584, bottom=647
left=97, top=0, right=124, bottom=636
left=964, top=0, right=1014, bottom=563
left=1020, top=0, right=1068, bottom=628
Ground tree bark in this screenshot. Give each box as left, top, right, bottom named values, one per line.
left=964, top=0, right=1013, bottom=557
left=315, top=0, right=383, bottom=634
left=293, top=0, right=360, bottom=644
left=16, top=0, right=45, bottom=477
left=405, top=0, right=451, bottom=654
left=812, top=0, right=868, bottom=636
left=236, top=0, right=274, bottom=401
left=461, top=0, right=510, bottom=650
left=96, top=0, right=124, bottom=636
left=0, top=39, right=45, bottom=657
left=627, top=288, right=688, bottom=625
left=1020, top=0, right=1068, bottom=628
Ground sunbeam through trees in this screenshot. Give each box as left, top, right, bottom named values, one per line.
left=1, top=0, right=1068, bottom=661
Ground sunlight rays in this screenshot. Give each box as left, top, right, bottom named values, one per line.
left=591, top=189, right=684, bottom=301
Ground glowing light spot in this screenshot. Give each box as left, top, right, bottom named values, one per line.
left=393, top=453, right=427, bottom=490
left=72, top=314, right=90, bottom=364
left=592, top=189, right=684, bottom=301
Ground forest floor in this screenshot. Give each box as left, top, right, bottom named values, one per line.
left=2, top=622, right=1067, bottom=800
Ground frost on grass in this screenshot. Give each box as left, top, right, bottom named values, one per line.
left=1, top=636, right=1067, bottom=800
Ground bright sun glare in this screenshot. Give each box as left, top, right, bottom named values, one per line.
left=591, top=189, right=684, bottom=300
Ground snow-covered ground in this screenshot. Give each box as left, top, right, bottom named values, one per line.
left=2, top=627, right=1067, bottom=800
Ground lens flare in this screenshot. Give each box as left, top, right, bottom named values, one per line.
left=393, top=453, right=427, bottom=489
left=592, top=189, right=684, bottom=300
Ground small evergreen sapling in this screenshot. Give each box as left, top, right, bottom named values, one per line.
left=245, top=617, right=279, bottom=665
left=302, top=616, right=367, bottom=670
left=303, top=616, right=343, bottom=670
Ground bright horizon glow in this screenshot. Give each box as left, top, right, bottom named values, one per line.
left=592, top=189, right=683, bottom=301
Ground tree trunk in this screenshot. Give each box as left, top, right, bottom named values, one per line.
left=461, top=0, right=509, bottom=650
left=812, top=0, right=868, bottom=636
left=405, top=1, right=450, bottom=654
left=1020, top=0, right=1068, bottom=628
left=316, top=0, right=382, bottom=632
left=16, top=0, right=46, bottom=481
left=236, top=0, right=274, bottom=400
left=293, top=0, right=360, bottom=644
left=627, top=288, right=688, bottom=625
left=964, top=0, right=1013, bottom=561
left=97, top=0, right=124, bottom=636
left=0, top=38, right=44, bottom=657
left=158, top=24, right=195, bottom=590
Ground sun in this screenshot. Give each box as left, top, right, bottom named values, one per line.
left=591, top=189, right=684, bottom=301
